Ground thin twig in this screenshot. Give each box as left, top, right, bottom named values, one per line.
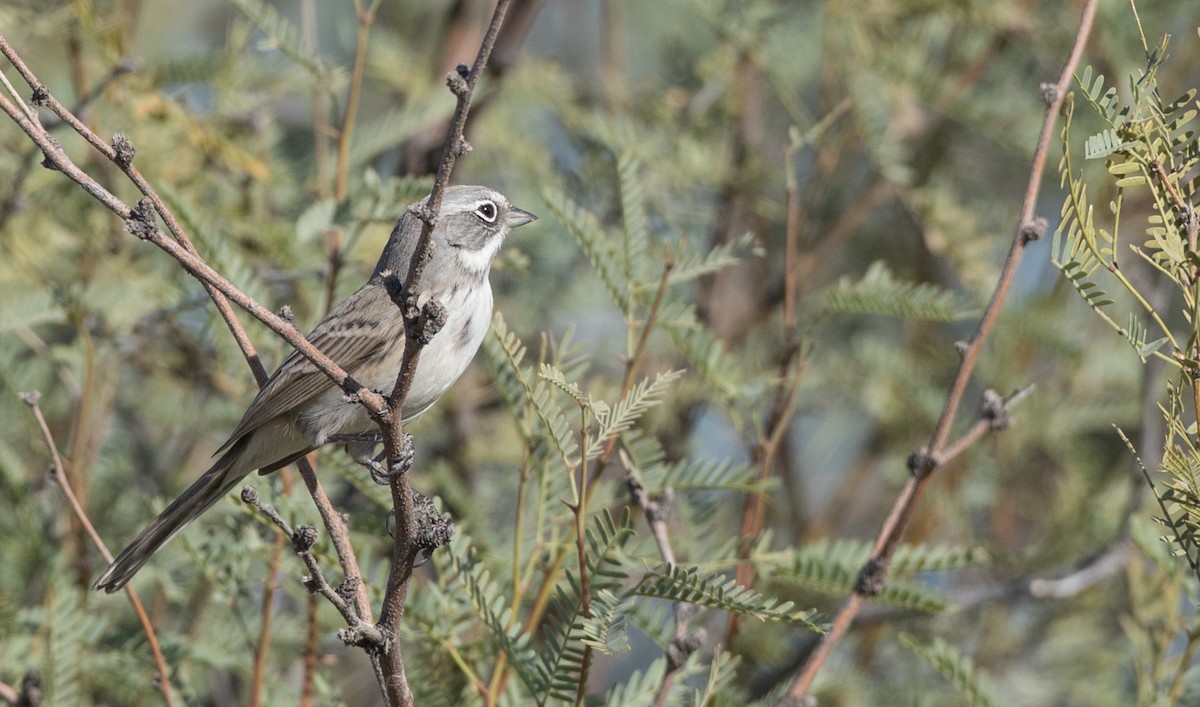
left=335, top=0, right=381, bottom=202
left=301, top=0, right=331, bottom=199
left=240, top=486, right=385, bottom=646
left=725, top=106, right=833, bottom=646
left=250, top=529, right=285, bottom=707
left=19, top=392, right=176, bottom=707
left=623, top=451, right=700, bottom=707
left=300, top=593, right=319, bottom=707
left=781, top=1, right=1099, bottom=698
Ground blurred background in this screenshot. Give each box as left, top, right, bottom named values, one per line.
left=2, top=1, right=1200, bottom=704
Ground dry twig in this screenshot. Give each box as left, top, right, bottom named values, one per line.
left=779, top=0, right=1100, bottom=699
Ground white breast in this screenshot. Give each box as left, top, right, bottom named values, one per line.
left=402, top=283, right=494, bottom=419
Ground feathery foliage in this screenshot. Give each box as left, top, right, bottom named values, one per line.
left=4, top=2, right=1200, bottom=705
left=900, top=633, right=1002, bottom=707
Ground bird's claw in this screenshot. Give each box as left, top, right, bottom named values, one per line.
left=364, top=434, right=414, bottom=484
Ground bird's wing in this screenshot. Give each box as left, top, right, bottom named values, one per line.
left=216, top=284, right=402, bottom=452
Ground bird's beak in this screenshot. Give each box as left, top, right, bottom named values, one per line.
left=506, top=207, right=537, bottom=228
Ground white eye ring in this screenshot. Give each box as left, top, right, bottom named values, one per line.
left=474, top=201, right=498, bottom=223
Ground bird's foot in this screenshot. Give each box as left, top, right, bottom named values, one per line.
left=363, top=433, right=415, bottom=484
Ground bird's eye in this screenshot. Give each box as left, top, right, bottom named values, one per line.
left=474, top=201, right=498, bottom=223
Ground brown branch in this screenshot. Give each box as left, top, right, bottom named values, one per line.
left=301, top=0, right=331, bottom=199
left=572, top=415, right=594, bottom=707
left=335, top=0, right=381, bottom=203
left=250, top=528, right=285, bottom=707
left=725, top=132, right=810, bottom=644
left=300, top=593, right=319, bottom=707
left=780, top=1, right=1098, bottom=698
left=19, top=392, right=176, bottom=707
left=372, top=2, right=516, bottom=704
left=624, top=460, right=700, bottom=707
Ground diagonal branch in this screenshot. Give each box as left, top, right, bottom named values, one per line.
left=20, top=392, right=176, bottom=707
left=371, top=2, right=517, bottom=705
left=778, top=0, right=1100, bottom=699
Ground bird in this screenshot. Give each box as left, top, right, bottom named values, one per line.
left=94, top=185, right=536, bottom=592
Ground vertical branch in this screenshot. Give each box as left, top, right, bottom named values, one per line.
left=372, top=2, right=516, bottom=704
left=625, top=463, right=696, bottom=707
left=250, top=470, right=294, bottom=707
left=600, top=0, right=627, bottom=110
left=300, top=593, right=319, bottom=707
left=725, top=128, right=810, bottom=647
left=572, top=410, right=594, bottom=707
left=249, top=533, right=284, bottom=707
left=780, top=0, right=1100, bottom=699
left=302, top=0, right=331, bottom=199
left=334, top=0, right=381, bottom=203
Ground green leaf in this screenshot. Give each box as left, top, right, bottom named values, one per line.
left=901, top=633, right=1002, bottom=707
left=822, top=261, right=976, bottom=321
left=632, top=566, right=826, bottom=633
left=542, top=187, right=633, bottom=317
left=445, top=535, right=549, bottom=695
left=224, top=0, right=333, bottom=79
left=295, top=198, right=335, bottom=243
left=587, top=370, right=684, bottom=459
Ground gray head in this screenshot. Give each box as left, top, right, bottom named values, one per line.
left=372, top=185, right=536, bottom=286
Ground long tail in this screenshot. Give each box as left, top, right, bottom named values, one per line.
left=94, top=445, right=249, bottom=593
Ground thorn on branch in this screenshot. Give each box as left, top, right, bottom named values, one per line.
left=242, top=485, right=297, bottom=537
left=985, top=384, right=1036, bottom=431
left=665, top=629, right=704, bottom=672
left=981, top=388, right=1010, bottom=431
left=446, top=64, right=471, bottom=97
left=1020, top=216, right=1048, bottom=244
left=906, top=447, right=937, bottom=478
left=337, top=574, right=361, bottom=607
left=854, top=558, right=887, bottom=597
left=413, top=491, right=455, bottom=557
left=30, top=85, right=49, bottom=106
left=111, top=133, right=135, bottom=167
left=124, top=197, right=157, bottom=240
left=415, top=300, right=447, bottom=344
left=954, top=340, right=970, bottom=358
left=1040, top=82, right=1058, bottom=106
left=381, top=270, right=423, bottom=321
left=647, top=489, right=674, bottom=525
left=338, top=621, right=388, bottom=653
left=292, top=524, right=318, bottom=553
